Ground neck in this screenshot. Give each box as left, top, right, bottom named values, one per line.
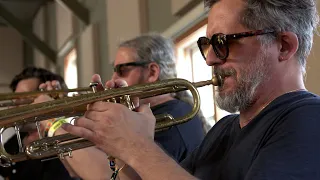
left=239, top=69, right=305, bottom=128
left=140, top=94, right=175, bottom=107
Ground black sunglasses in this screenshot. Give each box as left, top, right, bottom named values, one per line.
left=113, top=61, right=149, bottom=76
left=197, top=29, right=275, bottom=60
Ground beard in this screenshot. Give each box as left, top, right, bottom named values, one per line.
left=214, top=49, right=270, bottom=113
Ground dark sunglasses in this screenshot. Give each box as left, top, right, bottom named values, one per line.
left=197, top=29, right=275, bottom=60
left=113, top=61, right=149, bottom=76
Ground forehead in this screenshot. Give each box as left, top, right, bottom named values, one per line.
left=15, top=78, right=40, bottom=92
left=206, top=0, right=246, bottom=37
left=114, top=47, right=137, bottom=66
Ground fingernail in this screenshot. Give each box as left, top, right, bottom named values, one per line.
left=148, top=103, right=151, bottom=107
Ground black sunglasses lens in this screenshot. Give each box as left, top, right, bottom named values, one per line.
left=213, top=35, right=228, bottom=59
left=114, top=66, right=123, bottom=76
left=198, top=37, right=210, bottom=60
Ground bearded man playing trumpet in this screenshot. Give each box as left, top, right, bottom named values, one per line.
left=62, top=0, right=320, bottom=179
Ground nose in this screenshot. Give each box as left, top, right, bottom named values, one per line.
left=205, top=46, right=224, bottom=66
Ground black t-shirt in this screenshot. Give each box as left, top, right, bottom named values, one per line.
left=0, top=133, right=76, bottom=180
left=152, top=99, right=205, bottom=162
left=181, top=90, right=320, bottom=180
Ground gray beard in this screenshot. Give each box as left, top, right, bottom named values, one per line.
left=214, top=50, right=270, bottom=113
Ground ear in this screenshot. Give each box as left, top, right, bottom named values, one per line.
left=146, top=62, right=160, bottom=83
left=277, top=32, right=299, bottom=62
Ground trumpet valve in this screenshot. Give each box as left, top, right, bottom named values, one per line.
left=119, top=95, right=135, bottom=110
left=58, top=148, right=73, bottom=160
left=89, top=82, right=99, bottom=93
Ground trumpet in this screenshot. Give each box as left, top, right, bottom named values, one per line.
left=0, top=87, right=93, bottom=107
left=0, top=76, right=222, bottom=167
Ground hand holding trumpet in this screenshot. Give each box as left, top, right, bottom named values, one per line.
left=63, top=74, right=156, bottom=163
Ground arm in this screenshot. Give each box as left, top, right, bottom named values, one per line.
left=245, top=104, right=320, bottom=180
left=62, top=102, right=199, bottom=180
left=54, top=128, right=141, bottom=180
left=123, top=135, right=198, bottom=180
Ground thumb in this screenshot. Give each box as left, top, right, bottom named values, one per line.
left=91, top=74, right=102, bottom=83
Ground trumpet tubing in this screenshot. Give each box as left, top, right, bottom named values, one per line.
left=0, top=87, right=93, bottom=107
left=0, top=76, right=222, bottom=167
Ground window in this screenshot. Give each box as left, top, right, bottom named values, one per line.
left=64, top=48, right=78, bottom=124
left=175, top=24, right=232, bottom=128
left=64, top=48, right=78, bottom=95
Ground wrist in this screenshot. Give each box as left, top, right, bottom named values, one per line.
left=125, top=136, right=158, bottom=169
left=127, top=139, right=195, bottom=180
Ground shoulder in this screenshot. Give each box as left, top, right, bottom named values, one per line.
left=154, top=99, right=205, bottom=152
left=151, top=99, right=193, bottom=118
left=276, top=91, right=320, bottom=124
left=261, top=91, right=320, bottom=147
left=246, top=93, right=320, bottom=179
left=153, top=99, right=204, bottom=135
left=260, top=91, right=320, bottom=127
left=277, top=95, right=320, bottom=132
left=278, top=90, right=320, bottom=111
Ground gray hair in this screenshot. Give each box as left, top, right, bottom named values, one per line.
left=204, top=0, right=319, bottom=74
left=119, top=33, right=210, bottom=133
left=119, top=33, right=177, bottom=80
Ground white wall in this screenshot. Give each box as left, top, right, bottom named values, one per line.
left=0, top=27, right=23, bottom=164
left=33, top=7, right=46, bottom=68
left=78, top=25, right=99, bottom=86
left=305, top=2, right=320, bottom=95
left=55, top=2, right=73, bottom=49
left=106, top=0, right=143, bottom=64
left=0, top=27, right=23, bottom=93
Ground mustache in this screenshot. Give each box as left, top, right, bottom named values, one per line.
left=214, top=67, right=237, bottom=79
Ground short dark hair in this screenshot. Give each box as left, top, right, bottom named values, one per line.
left=10, top=67, right=68, bottom=92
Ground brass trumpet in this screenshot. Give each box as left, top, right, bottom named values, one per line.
left=0, top=76, right=222, bottom=167
left=0, top=87, right=93, bottom=107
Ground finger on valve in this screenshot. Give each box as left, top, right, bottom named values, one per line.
left=106, top=79, right=140, bottom=109
left=45, top=81, right=54, bottom=91
left=38, top=83, right=47, bottom=92
left=34, top=83, right=54, bottom=104
left=51, top=80, right=66, bottom=98
left=91, top=74, right=105, bottom=91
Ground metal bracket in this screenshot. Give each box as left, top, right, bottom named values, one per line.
left=0, top=3, right=57, bottom=64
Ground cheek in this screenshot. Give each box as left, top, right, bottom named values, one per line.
left=120, top=76, right=137, bottom=87
left=126, top=71, right=144, bottom=86
left=117, top=77, right=132, bottom=87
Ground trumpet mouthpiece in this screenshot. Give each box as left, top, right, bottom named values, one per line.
left=212, top=75, right=223, bottom=86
